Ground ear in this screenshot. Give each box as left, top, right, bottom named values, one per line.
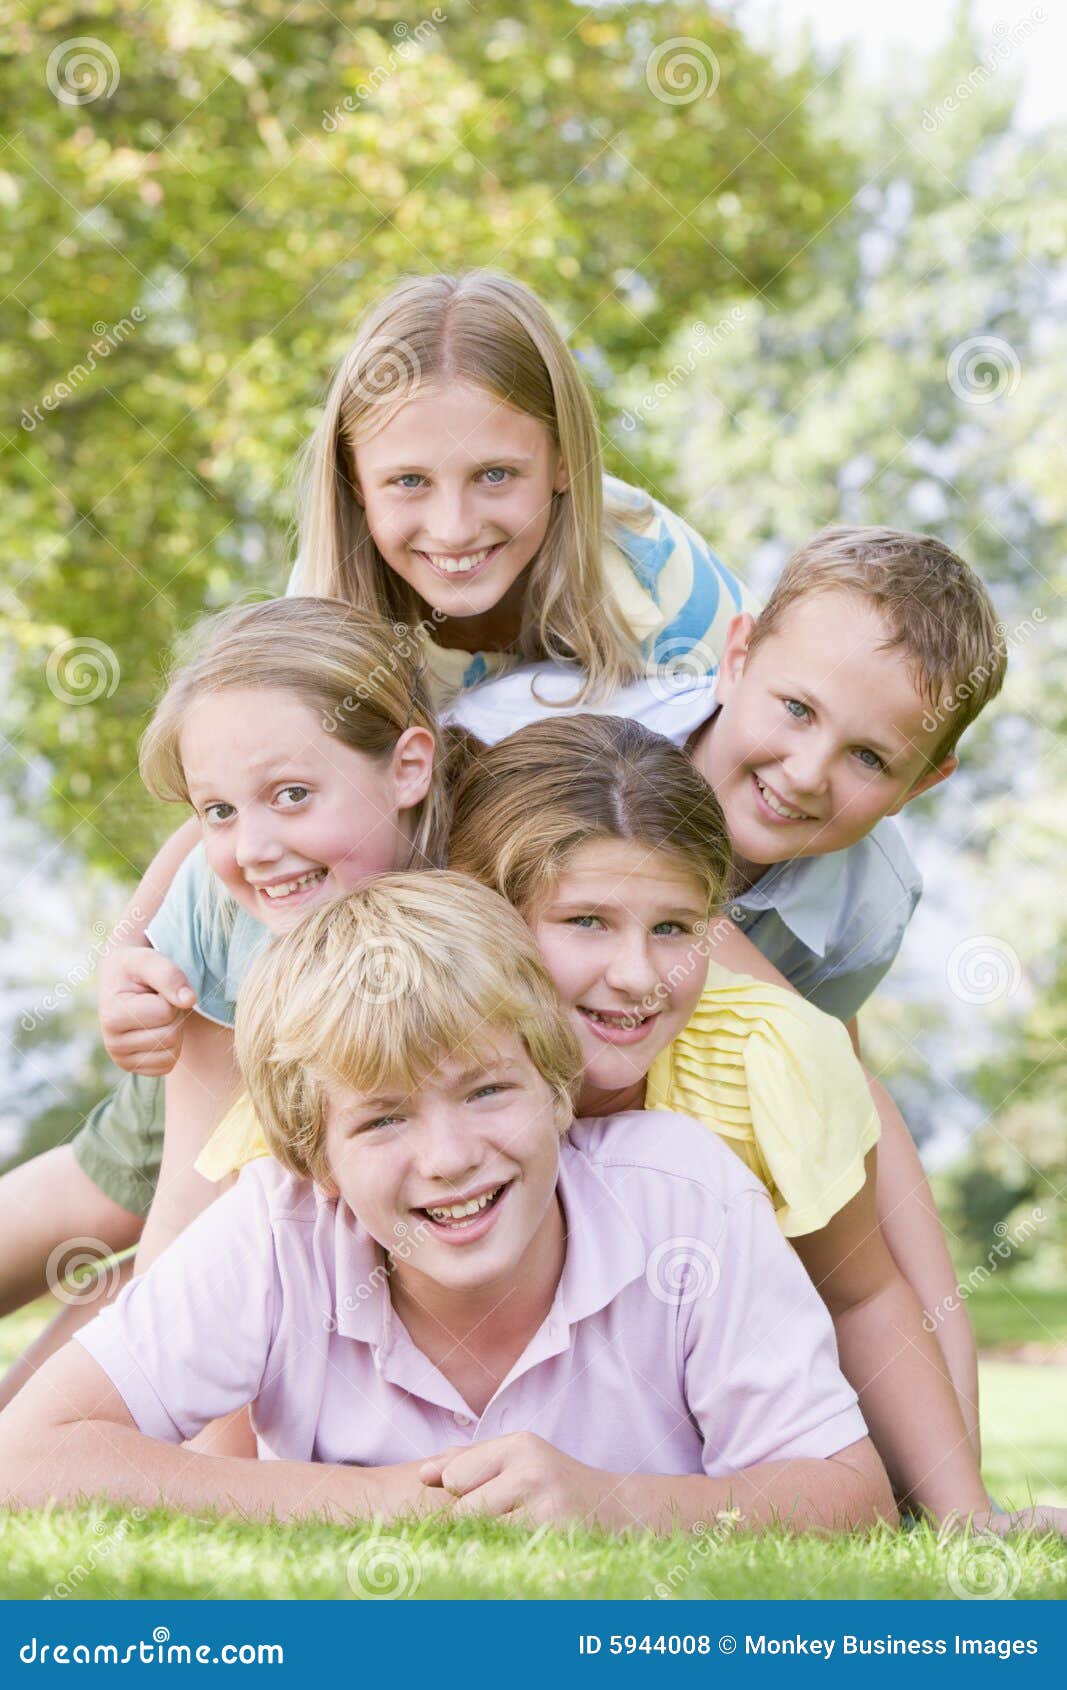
left=715, top=612, right=757, bottom=704
left=551, top=444, right=569, bottom=496
left=391, top=725, right=436, bottom=812
left=887, top=753, right=958, bottom=815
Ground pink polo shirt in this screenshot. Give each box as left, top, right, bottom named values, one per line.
left=75, top=1111, right=866, bottom=1477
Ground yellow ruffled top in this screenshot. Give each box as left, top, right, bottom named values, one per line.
left=646, top=960, right=880, bottom=1235
left=197, top=961, right=880, bottom=1238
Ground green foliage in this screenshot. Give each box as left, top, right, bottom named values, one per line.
left=1, top=0, right=856, bottom=876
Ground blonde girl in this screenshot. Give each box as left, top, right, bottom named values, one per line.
left=0, top=598, right=443, bottom=1401
left=443, top=715, right=995, bottom=1527
left=296, top=269, right=752, bottom=703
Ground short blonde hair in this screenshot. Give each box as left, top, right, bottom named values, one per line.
left=297, top=270, right=641, bottom=700
left=234, top=871, right=583, bottom=1185
left=750, top=526, right=1007, bottom=761
left=139, top=596, right=448, bottom=868
left=448, top=714, right=732, bottom=917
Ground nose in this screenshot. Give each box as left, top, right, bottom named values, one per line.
left=233, top=810, right=284, bottom=871
left=602, top=929, right=660, bottom=1006
left=415, top=1107, right=483, bottom=1189
left=784, top=736, right=832, bottom=800
left=425, top=484, right=480, bottom=551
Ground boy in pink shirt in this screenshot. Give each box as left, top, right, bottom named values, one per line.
left=0, top=874, right=893, bottom=1534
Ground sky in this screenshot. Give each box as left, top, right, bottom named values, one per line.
left=745, top=0, right=1062, bottom=131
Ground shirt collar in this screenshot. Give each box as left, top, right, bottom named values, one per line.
left=731, top=851, right=846, bottom=958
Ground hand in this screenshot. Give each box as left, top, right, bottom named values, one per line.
left=98, top=944, right=196, bottom=1075
left=419, top=1432, right=623, bottom=1529
left=970, top=1505, right=1067, bottom=1538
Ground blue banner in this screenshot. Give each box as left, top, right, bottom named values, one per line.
left=1, top=1600, right=1063, bottom=1684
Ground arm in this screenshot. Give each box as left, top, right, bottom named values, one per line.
left=708, top=912, right=799, bottom=988
left=134, top=1012, right=241, bottom=1271
left=101, top=817, right=200, bottom=956
left=848, top=1018, right=981, bottom=1464
left=793, top=1148, right=987, bottom=1520
left=418, top=1431, right=894, bottom=1535
left=0, top=1342, right=439, bottom=1524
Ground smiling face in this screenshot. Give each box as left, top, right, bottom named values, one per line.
left=525, top=838, right=711, bottom=1116
left=353, top=383, right=568, bottom=627
left=694, top=591, right=958, bottom=877
left=321, top=1035, right=565, bottom=1304
left=179, top=687, right=434, bottom=931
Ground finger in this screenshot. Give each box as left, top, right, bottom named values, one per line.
left=105, top=998, right=186, bottom=1036
left=122, top=954, right=197, bottom=1009
left=112, top=1050, right=179, bottom=1077
left=450, top=1473, right=530, bottom=1519
left=435, top=1442, right=512, bottom=1497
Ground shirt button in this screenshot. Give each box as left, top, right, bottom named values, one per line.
left=454, top=1412, right=474, bottom=1428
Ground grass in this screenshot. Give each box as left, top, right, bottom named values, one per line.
left=0, top=1292, right=1065, bottom=1600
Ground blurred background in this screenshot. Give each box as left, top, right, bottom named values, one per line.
left=1, top=1, right=1064, bottom=1489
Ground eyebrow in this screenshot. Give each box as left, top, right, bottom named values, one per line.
left=780, top=683, right=898, bottom=762
left=186, top=763, right=313, bottom=802
left=548, top=896, right=706, bottom=918
left=374, top=454, right=536, bottom=476
left=347, top=1058, right=519, bottom=1115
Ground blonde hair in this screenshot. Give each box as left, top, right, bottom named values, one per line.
left=750, top=527, right=1007, bottom=761
left=297, top=270, right=642, bottom=700
left=139, top=597, right=449, bottom=869
left=448, top=714, right=732, bottom=918
left=234, top=871, right=584, bottom=1185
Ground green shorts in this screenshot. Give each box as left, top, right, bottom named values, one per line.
left=70, top=1072, right=165, bottom=1217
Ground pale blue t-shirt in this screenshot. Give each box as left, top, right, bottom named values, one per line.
left=148, top=662, right=921, bottom=1027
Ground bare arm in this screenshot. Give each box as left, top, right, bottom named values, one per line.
left=134, top=1012, right=241, bottom=1271
left=847, top=1019, right=981, bottom=1464
left=0, top=1343, right=438, bottom=1524
left=419, top=1431, right=896, bottom=1536
left=793, top=1149, right=987, bottom=1520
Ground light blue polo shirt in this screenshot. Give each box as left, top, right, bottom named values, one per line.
left=449, top=662, right=922, bottom=1023
left=146, top=846, right=269, bottom=1028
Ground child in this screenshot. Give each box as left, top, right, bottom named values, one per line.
left=0, top=265, right=750, bottom=1323
left=0, top=874, right=896, bottom=1536
left=0, top=597, right=443, bottom=1401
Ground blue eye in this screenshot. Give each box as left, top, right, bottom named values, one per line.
left=784, top=698, right=809, bottom=720
left=652, top=921, right=686, bottom=937
left=482, top=467, right=511, bottom=484
left=566, top=915, right=604, bottom=929
left=393, top=474, right=423, bottom=489
left=855, top=748, right=887, bottom=772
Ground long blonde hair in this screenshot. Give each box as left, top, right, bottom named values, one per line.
left=297, top=270, right=642, bottom=699
left=448, top=714, right=732, bottom=917
left=140, top=597, right=449, bottom=869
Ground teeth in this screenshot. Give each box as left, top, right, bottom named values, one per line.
left=756, top=778, right=806, bottom=821
left=421, top=547, right=494, bottom=574
left=259, top=868, right=327, bottom=899
left=426, top=1185, right=502, bottom=1224
left=583, top=1008, right=646, bottom=1030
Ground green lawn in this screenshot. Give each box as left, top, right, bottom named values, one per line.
left=1, top=1293, right=1065, bottom=1600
